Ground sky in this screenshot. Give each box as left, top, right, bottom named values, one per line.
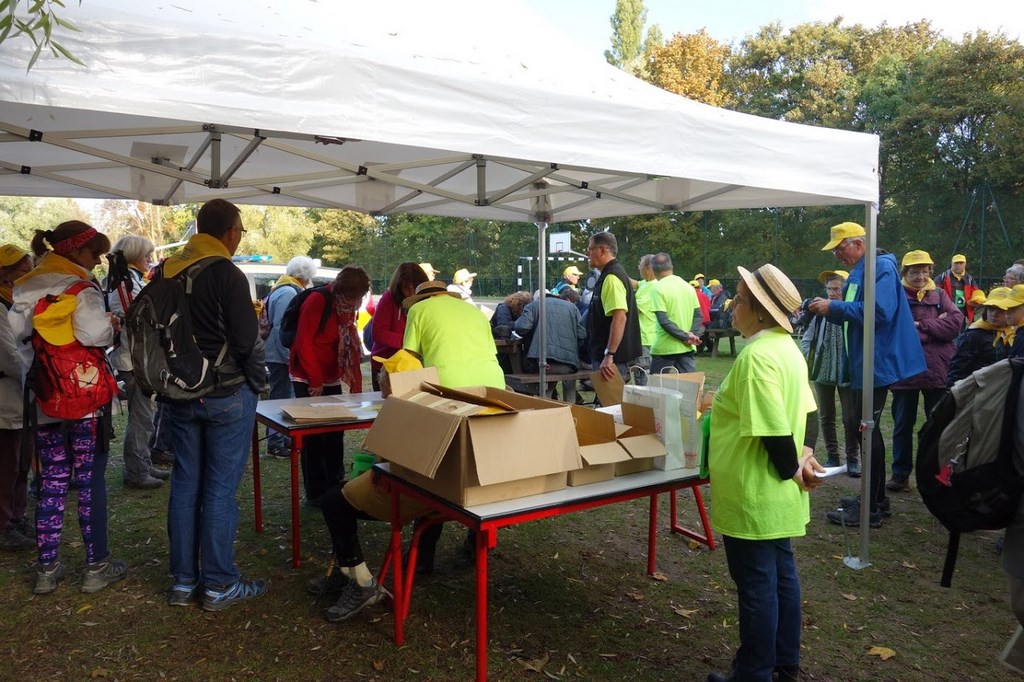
left=523, top=0, right=1024, bottom=57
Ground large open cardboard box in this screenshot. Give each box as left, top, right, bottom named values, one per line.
left=363, top=382, right=582, bottom=506
left=566, top=407, right=632, bottom=486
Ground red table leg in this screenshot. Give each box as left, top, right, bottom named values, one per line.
left=252, top=425, right=263, bottom=532
left=647, top=493, right=659, bottom=576
left=668, top=485, right=716, bottom=550
left=290, top=435, right=302, bottom=568
left=390, top=486, right=405, bottom=646
left=476, top=526, right=491, bottom=682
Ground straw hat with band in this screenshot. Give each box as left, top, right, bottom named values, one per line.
left=901, top=250, right=934, bottom=268
left=951, top=254, right=967, bottom=264
left=736, top=264, right=802, bottom=334
left=817, top=269, right=849, bottom=284
left=402, top=280, right=461, bottom=309
left=0, top=244, right=29, bottom=268
left=563, top=265, right=583, bottom=278
left=821, top=222, right=866, bottom=251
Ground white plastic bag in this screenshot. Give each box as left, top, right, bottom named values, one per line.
left=622, top=384, right=685, bottom=469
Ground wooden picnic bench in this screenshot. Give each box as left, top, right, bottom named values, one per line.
left=505, top=370, right=592, bottom=403
left=704, top=328, right=740, bottom=358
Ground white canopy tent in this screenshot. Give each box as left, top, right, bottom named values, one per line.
left=0, top=0, right=882, bottom=561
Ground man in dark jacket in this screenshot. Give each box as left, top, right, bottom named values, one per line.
left=934, top=254, right=978, bottom=328
left=586, top=232, right=641, bottom=381
left=163, top=199, right=269, bottom=612
left=515, top=292, right=586, bottom=377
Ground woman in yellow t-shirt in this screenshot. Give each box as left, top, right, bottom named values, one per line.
left=706, top=264, right=824, bottom=682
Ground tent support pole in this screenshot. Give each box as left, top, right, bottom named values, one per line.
left=846, top=202, right=878, bottom=571
left=533, top=181, right=552, bottom=398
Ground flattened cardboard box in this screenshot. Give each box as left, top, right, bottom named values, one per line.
left=363, top=383, right=582, bottom=506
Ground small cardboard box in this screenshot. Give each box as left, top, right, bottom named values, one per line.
left=566, top=407, right=632, bottom=486
left=363, top=382, right=582, bottom=506
left=614, top=403, right=668, bottom=475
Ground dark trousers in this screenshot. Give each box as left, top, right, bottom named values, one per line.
left=292, top=382, right=346, bottom=503
left=890, top=388, right=944, bottom=478
left=0, top=428, right=27, bottom=531
left=320, top=484, right=371, bottom=567
left=813, top=382, right=859, bottom=463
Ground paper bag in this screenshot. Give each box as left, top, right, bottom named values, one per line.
left=622, top=384, right=684, bottom=468
left=590, top=370, right=625, bottom=406
left=648, top=372, right=703, bottom=468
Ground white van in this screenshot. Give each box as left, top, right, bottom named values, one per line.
left=236, top=261, right=342, bottom=300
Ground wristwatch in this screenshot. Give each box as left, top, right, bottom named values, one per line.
left=604, top=348, right=615, bottom=357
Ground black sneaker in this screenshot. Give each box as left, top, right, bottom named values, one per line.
left=885, top=474, right=910, bottom=492
left=324, top=579, right=384, bottom=622
left=0, top=527, right=35, bottom=551
left=839, top=495, right=891, bottom=518
left=306, top=571, right=349, bottom=597
left=202, top=578, right=268, bottom=612
left=826, top=500, right=883, bottom=528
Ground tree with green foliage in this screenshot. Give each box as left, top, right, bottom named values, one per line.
left=646, top=30, right=733, bottom=106
left=0, top=0, right=82, bottom=70
left=0, top=196, right=88, bottom=246
left=604, top=0, right=661, bottom=78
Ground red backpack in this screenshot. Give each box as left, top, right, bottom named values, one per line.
left=29, top=280, right=118, bottom=420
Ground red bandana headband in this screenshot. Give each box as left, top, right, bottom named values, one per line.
left=50, top=227, right=98, bottom=256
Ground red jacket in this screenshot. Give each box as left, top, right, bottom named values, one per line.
left=695, top=289, right=711, bottom=325
left=369, top=289, right=406, bottom=370
left=288, top=291, right=341, bottom=388
left=935, top=270, right=979, bottom=323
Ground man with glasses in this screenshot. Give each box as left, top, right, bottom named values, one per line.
left=586, top=232, right=641, bottom=383
left=807, top=222, right=925, bottom=528
left=801, top=270, right=860, bottom=477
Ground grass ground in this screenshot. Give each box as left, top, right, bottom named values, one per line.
left=0, top=344, right=1019, bottom=681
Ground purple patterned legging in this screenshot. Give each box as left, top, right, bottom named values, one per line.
left=35, top=418, right=105, bottom=565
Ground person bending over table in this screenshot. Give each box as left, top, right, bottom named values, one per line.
left=311, top=279, right=506, bottom=622
left=706, top=264, right=823, bottom=682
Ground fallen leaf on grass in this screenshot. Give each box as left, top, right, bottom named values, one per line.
left=597, top=653, right=619, bottom=659
left=867, top=646, right=896, bottom=660
left=626, top=589, right=644, bottom=602
left=518, top=653, right=550, bottom=672
left=900, top=560, right=917, bottom=569
left=686, top=539, right=702, bottom=550
left=651, top=571, right=667, bottom=582
left=76, top=604, right=93, bottom=614
left=672, top=607, right=698, bottom=618
left=91, top=668, right=111, bottom=678
left=373, top=660, right=384, bottom=671
left=841, top=593, right=857, bottom=601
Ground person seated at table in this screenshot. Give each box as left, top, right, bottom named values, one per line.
left=368, top=262, right=428, bottom=391
left=310, top=281, right=507, bottom=618
left=513, top=291, right=586, bottom=398
left=490, top=290, right=531, bottom=339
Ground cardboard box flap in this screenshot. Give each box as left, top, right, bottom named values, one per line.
left=419, top=382, right=516, bottom=412
left=590, top=370, right=624, bottom=406
left=580, top=440, right=632, bottom=466
left=621, top=402, right=657, bottom=434
left=618, top=433, right=667, bottom=460
left=571, top=405, right=618, bottom=444
left=404, top=391, right=495, bottom=416
left=362, top=397, right=462, bottom=478
left=467, top=408, right=581, bottom=486
left=387, top=366, right=441, bottom=398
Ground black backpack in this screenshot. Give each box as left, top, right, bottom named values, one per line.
left=124, top=257, right=227, bottom=401
left=278, top=285, right=334, bottom=348
left=916, top=357, right=1024, bottom=587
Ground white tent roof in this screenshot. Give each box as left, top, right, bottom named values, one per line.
left=0, top=0, right=878, bottom=221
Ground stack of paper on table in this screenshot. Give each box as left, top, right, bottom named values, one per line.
left=281, top=403, right=358, bottom=422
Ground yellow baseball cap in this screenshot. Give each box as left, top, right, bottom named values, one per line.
left=951, top=254, right=967, bottom=264
left=1010, top=284, right=1024, bottom=305
left=688, top=280, right=699, bottom=287
left=822, top=222, right=866, bottom=251
left=969, top=289, right=987, bottom=306
left=708, top=279, right=721, bottom=287
left=901, top=250, right=934, bottom=268
left=563, top=265, right=583, bottom=278
left=985, top=287, right=1021, bottom=310
left=818, top=269, right=850, bottom=284
left=453, top=268, right=477, bottom=285
left=694, top=273, right=705, bottom=280
left=0, top=243, right=29, bottom=268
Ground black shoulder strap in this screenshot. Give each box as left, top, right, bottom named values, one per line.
left=315, top=286, right=334, bottom=334
left=941, top=530, right=960, bottom=588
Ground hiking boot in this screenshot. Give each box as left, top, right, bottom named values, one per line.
left=202, top=578, right=268, bottom=612
left=826, top=499, right=882, bottom=528
left=824, top=456, right=841, bottom=468
left=151, top=449, right=175, bottom=467
left=839, top=495, right=891, bottom=518
left=81, top=556, right=128, bottom=593
left=324, top=579, right=384, bottom=622
left=0, top=526, right=35, bottom=551
left=306, top=571, right=349, bottom=596
left=846, top=457, right=861, bottom=478
left=124, top=474, right=164, bottom=490
left=266, top=446, right=291, bottom=459
left=33, top=560, right=67, bottom=594
left=168, top=582, right=201, bottom=607
left=885, top=474, right=910, bottom=492
left=14, top=517, right=33, bottom=538
left=149, top=466, right=171, bottom=481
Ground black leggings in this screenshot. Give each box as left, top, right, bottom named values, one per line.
left=320, top=485, right=372, bottom=567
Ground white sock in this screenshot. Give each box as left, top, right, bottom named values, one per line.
left=340, top=562, right=374, bottom=587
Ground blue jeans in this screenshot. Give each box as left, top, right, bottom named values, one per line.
left=167, top=385, right=258, bottom=588
left=723, top=535, right=801, bottom=682
left=890, top=388, right=944, bottom=478
left=266, top=362, right=293, bottom=451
